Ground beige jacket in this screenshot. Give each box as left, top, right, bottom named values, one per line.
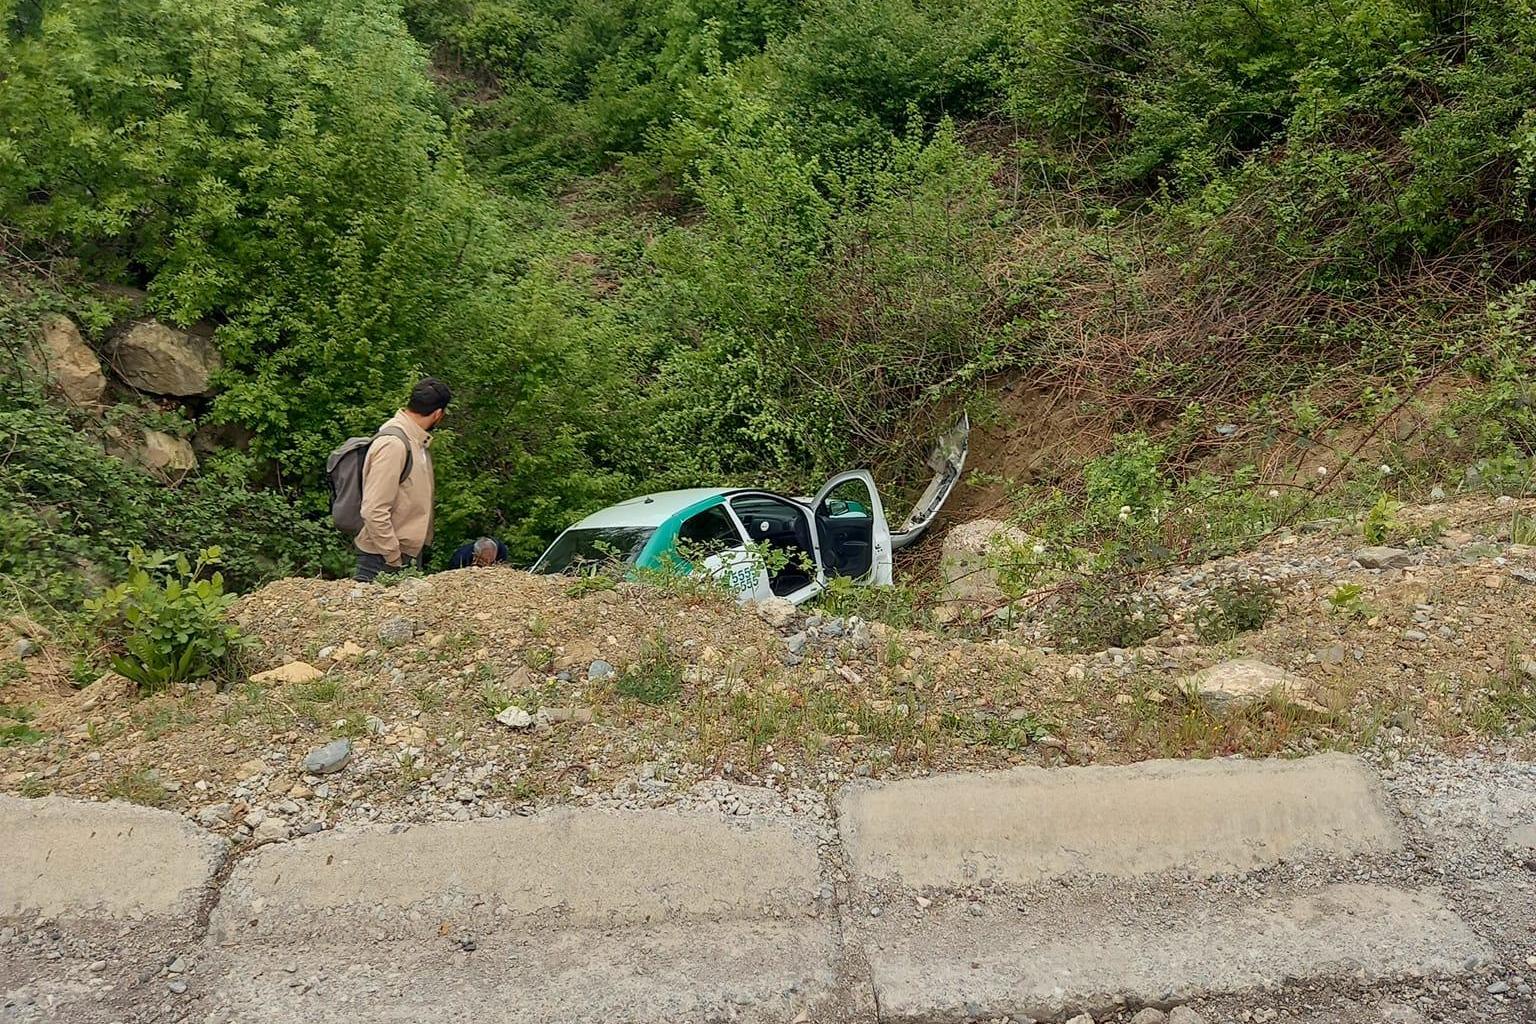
left=355, top=411, right=435, bottom=565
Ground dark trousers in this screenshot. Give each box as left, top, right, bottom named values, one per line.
left=355, top=552, right=415, bottom=583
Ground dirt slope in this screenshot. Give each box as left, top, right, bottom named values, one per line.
left=1, top=496, right=1533, bottom=848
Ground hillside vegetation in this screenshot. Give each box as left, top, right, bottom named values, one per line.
left=2, top=0, right=1535, bottom=605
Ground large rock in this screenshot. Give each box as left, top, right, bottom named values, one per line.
left=1180, top=657, right=1319, bottom=711
left=31, top=315, right=107, bottom=407
left=939, top=518, right=1034, bottom=606
left=138, top=428, right=198, bottom=475
left=1354, top=545, right=1410, bottom=570
left=111, top=320, right=221, bottom=396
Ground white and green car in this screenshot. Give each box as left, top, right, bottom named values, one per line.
left=532, top=417, right=969, bottom=604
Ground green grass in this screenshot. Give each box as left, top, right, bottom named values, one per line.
left=104, top=769, right=169, bottom=807
left=614, top=636, right=684, bottom=706
left=0, top=704, right=44, bottom=747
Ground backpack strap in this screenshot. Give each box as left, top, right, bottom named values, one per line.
left=373, top=426, right=414, bottom=484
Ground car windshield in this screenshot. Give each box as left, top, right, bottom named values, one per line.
left=535, top=526, right=655, bottom=574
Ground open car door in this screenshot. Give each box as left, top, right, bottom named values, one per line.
left=890, top=414, right=969, bottom=551
left=810, top=470, right=893, bottom=586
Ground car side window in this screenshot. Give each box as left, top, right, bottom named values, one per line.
left=676, top=505, right=741, bottom=557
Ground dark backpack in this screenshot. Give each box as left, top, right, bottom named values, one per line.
left=326, top=427, right=413, bottom=537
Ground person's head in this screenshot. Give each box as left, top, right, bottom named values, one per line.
left=405, top=377, right=452, bottom=430
left=471, top=537, right=499, bottom=567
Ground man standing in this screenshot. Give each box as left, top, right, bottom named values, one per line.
left=354, top=378, right=451, bottom=582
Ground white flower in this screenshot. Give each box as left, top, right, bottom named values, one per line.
left=1118, top=505, right=1132, bottom=522
left=1031, top=543, right=1046, bottom=555
left=1316, top=466, right=1329, bottom=477
left=1378, top=464, right=1392, bottom=476
left=1267, top=489, right=1280, bottom=499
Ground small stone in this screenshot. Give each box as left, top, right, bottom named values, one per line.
left=252, top=817, right=289, bottom=843
left=1487, top=980, right=1510, bottom=995
left=784, top=632, right=809, bottom=657
left=587, top=660, right=615, bottom=681
left=88, top=960, right=107, bottom=972
left=167, top=980, right=187, bottom=995
left=1354, top=546, right=1410, bottom=569
left=377, top=617, right=416, bottom=647
left=1316, top=644, right=1346, bottom=665
left=1400, top=629, right=1428, bottom=642
left=1065, top=1015, right=1095, bottom=1024
left=1130, top=1010, right=1167, bottom=1024
left=249, top=661, right=323, bottom=685
left=12, top=639, right=40, bottom=659
left=494, top=706, right=533, bottom=729
left=1510, top=568, right=1536, bottom=585
left=332, top=640, right=366, bottom=662
left=300, top=738, right=352, bottom=775
left=167, top=957, right=186, bottom=974
left=1167, top=1010, right=1207, bottom=1024
left=752, top=597, right=798, bottom=629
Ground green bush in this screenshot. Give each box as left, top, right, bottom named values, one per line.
left=0, top=375, right=332, bottom=605
left=1193, top=576, right=1280, bottom=643
left=85, top=547, right=251, bottom=693
left=1051, top=578, right=1168, bottom=652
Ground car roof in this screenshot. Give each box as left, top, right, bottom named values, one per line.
left=567, top=488, right=734, bottom=531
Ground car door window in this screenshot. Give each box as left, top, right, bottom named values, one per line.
left=816, top=478, right=876, bottom=579
left=676, top=504, right=742, bottom=558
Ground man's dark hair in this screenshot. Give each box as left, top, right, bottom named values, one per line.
left=407, top=377, right=452, bottom=415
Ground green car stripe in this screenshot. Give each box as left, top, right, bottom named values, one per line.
left=632, top=493, right=730, bottom=572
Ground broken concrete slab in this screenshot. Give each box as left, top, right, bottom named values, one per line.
left=0, top=796, right=226, bottom=1023
left=0, top=794, right=224, bottom=921
left=839, top=754, right=1400, bottom=889
left=865, top=884, right=1486, bottom=1023
left=205, top=920, right=839, bottom=1024
left=203, top=807, right=841, bottom=1023
left=212, top=806, right=822, bottom=937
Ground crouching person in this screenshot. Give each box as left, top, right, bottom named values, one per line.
left=449, top=536, right=509, bottom=570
